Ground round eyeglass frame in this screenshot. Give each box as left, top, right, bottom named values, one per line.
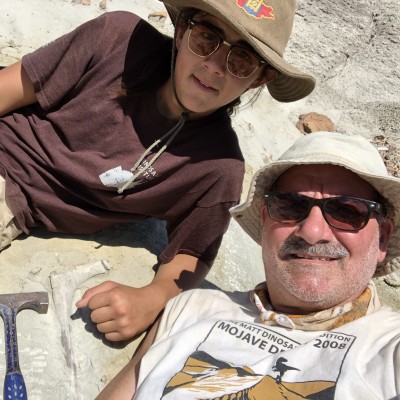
left=187, top=19, right=267, bottom=79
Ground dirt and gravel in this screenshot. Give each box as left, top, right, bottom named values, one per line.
left=0, top=0, right=399, bottom=398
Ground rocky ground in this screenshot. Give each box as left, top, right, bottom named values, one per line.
left=0, top=0, right=399, bottom=398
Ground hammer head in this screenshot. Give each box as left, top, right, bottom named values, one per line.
left=0, top=292, right=49, bottom=314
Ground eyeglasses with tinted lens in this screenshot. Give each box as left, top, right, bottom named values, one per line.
left=187, top=19, right=266, bottom=78
left=264, top=192, right=385, bottom=231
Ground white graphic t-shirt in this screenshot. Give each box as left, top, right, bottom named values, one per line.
left=135, top=284, right=400, bottom=399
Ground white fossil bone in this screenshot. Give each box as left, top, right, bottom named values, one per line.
left=50, top=260, right=111, bottom=395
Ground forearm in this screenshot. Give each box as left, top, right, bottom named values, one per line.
left=96, top=356, right=138, bottom=400
left=77, top=254, right=210, bottom=341
left=96, top=318, right=161, bottom=400
left=96, top=258, right=211, bottom=397
left=0, top=61, right=37, bottom=116
left=150, top=254, right=210, bottom=308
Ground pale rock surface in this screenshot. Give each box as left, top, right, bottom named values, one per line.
left=0, top=0, right=399, bottom=398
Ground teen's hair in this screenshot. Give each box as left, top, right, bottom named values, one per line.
left=118, top=21, right=173, bottom=98
left=119, top=7, right=273, bottom=116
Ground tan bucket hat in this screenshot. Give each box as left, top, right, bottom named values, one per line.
left=159, top=0, right=316, bottom=102
left=230, top=132, right=400, bottom=277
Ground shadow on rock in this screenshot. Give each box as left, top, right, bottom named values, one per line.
left=70, top=307, right=136, bottom=349
left=21, top=218, right=169, bottom=257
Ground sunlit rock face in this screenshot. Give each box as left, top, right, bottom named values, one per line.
left=0, top=0, right=398, bottom=398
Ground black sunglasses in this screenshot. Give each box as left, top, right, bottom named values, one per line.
left=187, top=19, right=266, bottom=78
left=264, top=192, right=385, bottom=231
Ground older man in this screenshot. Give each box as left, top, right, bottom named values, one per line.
left=97, top=132, right=400, bottom=400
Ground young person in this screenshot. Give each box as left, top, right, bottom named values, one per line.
left=96, top=132, right=400, bottom=399
left=0, top=0, right=315, bottom=341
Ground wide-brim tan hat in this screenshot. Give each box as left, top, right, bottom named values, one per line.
left=230, top=132, right=400, bottom=277
left=159, top=0, right=316, bottom=103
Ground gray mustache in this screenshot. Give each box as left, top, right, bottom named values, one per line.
left=279, top=238, right=349, bottom=259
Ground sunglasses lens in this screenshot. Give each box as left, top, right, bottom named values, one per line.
left=324, top=198, right=369, bottom=230
left=227, top=48, right=260, bottom=78
left=266, top=193, right=371, bottom=231
left=188, top=23, right=261, bottom=78
left=267, top=193, right=310, bottom=223
left=189, top=24, right=220, bottom=57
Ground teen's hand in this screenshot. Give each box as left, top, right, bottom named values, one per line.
left=76, top=281, right=165, bottom=341
left=76, top=254, right=209, bottom=341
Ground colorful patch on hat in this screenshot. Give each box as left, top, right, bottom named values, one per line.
left=236, top=0, right=275, bottom=20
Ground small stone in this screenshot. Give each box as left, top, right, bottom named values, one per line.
left=296, top=112, right=335, bottom=134
left=149, top=11, right=167, bottom=20
left=148, top=11, right=168, bottom=27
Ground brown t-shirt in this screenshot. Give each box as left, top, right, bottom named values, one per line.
left=0, top=11, right=244, bottom=265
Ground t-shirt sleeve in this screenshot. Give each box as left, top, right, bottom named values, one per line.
left=21, top=11, right=141, bottom=111
left=160, top=200, right=238, bottom=266
left=160, top=159, right=244, bottom=266
left=152, top=289, right=221, bottom=343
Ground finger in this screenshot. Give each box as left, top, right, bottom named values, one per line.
left=97, top=321, right=135, bottom=341
left=104, top=331, right=130, bottom=342
left=75, top=280, right=117, bottom=308
left=95, top=320, right=119, bottom=334
left=86, top=286, right=128, bottom=311
left=90, top=306, right=115, bottom=324
left=75, top=297, right=89, bottom=308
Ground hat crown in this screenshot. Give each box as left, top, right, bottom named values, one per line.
left=161, top=0, right=315, bottom=102
left=279, top=132, right=389, bottom=178
left=165, top=0, right=296, bottom=56
left=212, top=0, right=296, bottom=57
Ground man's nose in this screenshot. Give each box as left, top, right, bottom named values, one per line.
left=294, top=205, right=334, bottom=244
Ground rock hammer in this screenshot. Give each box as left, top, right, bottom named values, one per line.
left=0, top=292, right=49, bottom=400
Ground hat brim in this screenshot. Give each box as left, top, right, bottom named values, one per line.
left=161, top=1, right=315, bottom=102
left=230, top=159, right=400, bottom=277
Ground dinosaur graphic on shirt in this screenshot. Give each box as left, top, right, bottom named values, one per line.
left=162, top=351, right=336, bottom=399
left=272, top=357, right=300, bottom=384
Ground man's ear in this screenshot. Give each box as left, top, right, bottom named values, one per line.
left=259, top=205, right=268, bottom=245
left=249, top=68, right=279, bottom=89
left=377, top=218, right=394, bottom=263
left=261, top=205, right=268, bottom=223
